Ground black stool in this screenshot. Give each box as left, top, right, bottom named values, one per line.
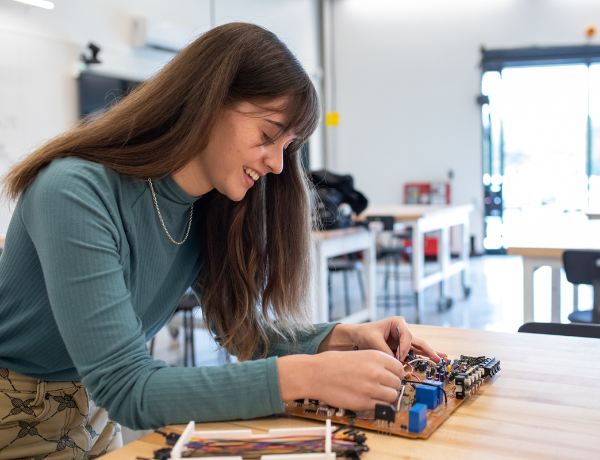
left=328, top=256, right=366, bottom=319
left=563, top=250, right=600, bottom=324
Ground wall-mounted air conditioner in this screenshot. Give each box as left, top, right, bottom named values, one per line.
left=131, top=17, right=198, bottom=53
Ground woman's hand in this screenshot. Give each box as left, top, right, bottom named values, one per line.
left=318, top=317, right=446, bottom=363
left=278, top=351, right=404, bottom=410
left=279, top=318, right=447, bottom=408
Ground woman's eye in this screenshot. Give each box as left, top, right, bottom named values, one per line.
left=261, top=132, right=275, bottom=145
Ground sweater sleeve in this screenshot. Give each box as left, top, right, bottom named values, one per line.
left=21, top=163, right=284, bottom=430
left=250, top=323, right=339, bottom=360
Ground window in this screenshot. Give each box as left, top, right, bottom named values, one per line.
left=480, top=46, right=600, bottom=251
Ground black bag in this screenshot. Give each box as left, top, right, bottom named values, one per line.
left=310, top=170, right=368, bottom=230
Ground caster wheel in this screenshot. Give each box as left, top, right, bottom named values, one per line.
left=464, top=287, right=472, bottom=298
left=445, top=298, right=453, bottom=310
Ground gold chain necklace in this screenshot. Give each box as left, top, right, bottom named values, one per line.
left=148, top=178, right=193, bottom=245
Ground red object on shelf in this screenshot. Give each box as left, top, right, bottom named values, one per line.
left=403, top=237, right=439, bottom=260
left=404, top=182, right=451, bottom=205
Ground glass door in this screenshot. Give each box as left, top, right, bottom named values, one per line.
left=481, top=64, right=596, bottom=251
left=589, top=64, right=600, bottom=209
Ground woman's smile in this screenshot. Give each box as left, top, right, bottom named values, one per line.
left=243, top=166, right=257, bottom=187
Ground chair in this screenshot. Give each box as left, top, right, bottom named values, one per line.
left=562, top=250, right=600, bottom=324
left=328, top=256, right=366, bottom=319
left=518, top=322, right=600, bottom=339
left=149, top=289, right=201, bottom=367
left=365, top=216, right=413, bottom=315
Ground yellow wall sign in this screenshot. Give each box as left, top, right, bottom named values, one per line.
left=325, top=112, right=340, bottom=127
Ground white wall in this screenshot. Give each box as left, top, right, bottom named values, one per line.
left=330, top=0, right=600, bottom=251
left=214, top=0, right=325, bottom=171
left=0, top=0, right=322, bottom=233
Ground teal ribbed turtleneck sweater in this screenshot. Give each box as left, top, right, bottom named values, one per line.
left=0, top=157, right=335, bottom=430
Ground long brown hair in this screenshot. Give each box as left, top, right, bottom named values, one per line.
left=3, top=23, right=320, bottom=361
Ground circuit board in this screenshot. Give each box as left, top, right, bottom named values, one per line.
left=284, top=355, right=500, bottom=439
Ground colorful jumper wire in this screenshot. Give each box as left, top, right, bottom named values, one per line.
left=182, top=430, right=368, bottom=458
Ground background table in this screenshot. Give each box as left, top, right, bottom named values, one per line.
left=358, top=205, right=473, bottom=322
left=585, top=210, right=600, bottom=220
left=104, top=324, right=600, bottom=459
left=507, top=219, right=600, bottom=323
left=311, top=227, right=376, bottom=324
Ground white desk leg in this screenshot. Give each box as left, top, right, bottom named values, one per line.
left=413, top=221, right=425, bottom=324
left=461, top=217, right=471, bottom=296
left=312, top=241, right=329, bottom=324
left=522, top=258, right=536, bottom=324
left=439, top=225, right=450, bottom=302
left=363, top=232, right=377, bottom=322
left=551, top=267, right=561, bottom=323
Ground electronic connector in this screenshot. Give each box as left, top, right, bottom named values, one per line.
left=374, top=403, right=396, bottom=429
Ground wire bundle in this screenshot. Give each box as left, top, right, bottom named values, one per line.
left=182, top=429, right=368, bottom=458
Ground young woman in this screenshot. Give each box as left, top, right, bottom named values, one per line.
left=0, top=23, right=443, bottom=458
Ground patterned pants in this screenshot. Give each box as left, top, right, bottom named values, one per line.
left=0, top=368, right=122, bottom=459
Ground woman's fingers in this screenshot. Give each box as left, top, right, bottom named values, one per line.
left=391, top=318, right=412, bottom=361
left=378, top=367, right=403, bottom=391
left=305, top=350, right=404, bottom=408
left=370, top=384, right=401, bottom=405
left=411, top=337, right=446, bottom=363
left=371, top=398, right=399, bottom=407
left=354, top=318, right=446, bottom=367
left=382, top=352, right=405, bottom=377
left=384, top=319, right=447, bottom=364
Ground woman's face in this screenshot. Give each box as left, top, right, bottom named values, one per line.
left=174, top=100, right=297, bottom=201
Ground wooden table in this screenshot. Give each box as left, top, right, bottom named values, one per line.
left=311, top=227, right=376, bottom=324
left=585, top=209, right=600, bottom=220
left=507, top=221, right=600, bottom=324
left=357, top=205, right=474, bottom=323
left=104, top=324, right=600, bottom=459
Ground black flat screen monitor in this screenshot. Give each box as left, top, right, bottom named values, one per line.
left=78, top=72, right=142, bottom=119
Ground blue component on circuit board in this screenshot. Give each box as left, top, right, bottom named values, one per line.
left=408, top=403, right=428, bottom=433
left=415, top=384, right=438, bottom=410
left=424, top=379, right=444, bottom=404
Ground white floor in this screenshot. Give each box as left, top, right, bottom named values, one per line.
left=122, top=254, right=593, bottom=444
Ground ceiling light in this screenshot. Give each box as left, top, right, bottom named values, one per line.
left=12, top=0, right=54, bottom=9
